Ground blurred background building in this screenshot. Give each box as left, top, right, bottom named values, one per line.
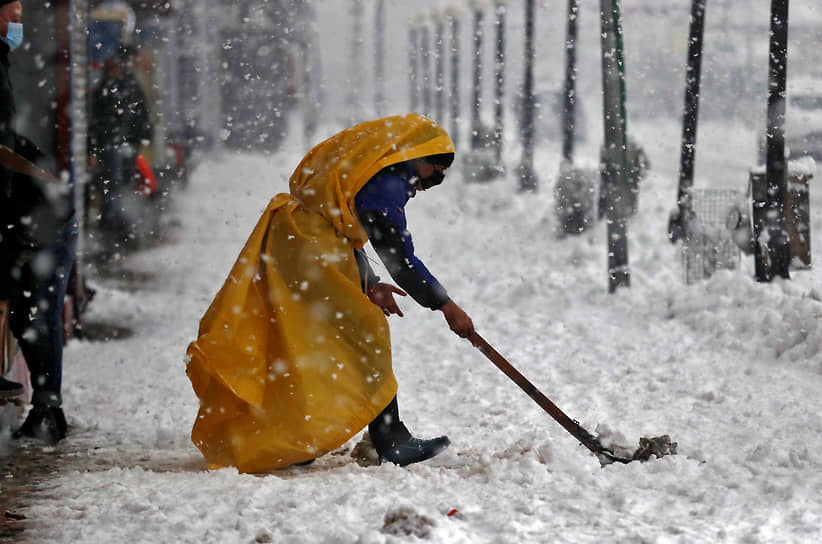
left=12, top=0, right=319, bottom=197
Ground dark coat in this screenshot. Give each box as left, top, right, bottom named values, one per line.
left=1, top=45, right=73, bottom=250
left=1, top=43, right=15, bottom=151
left=1, top=134, right=74, bottom=250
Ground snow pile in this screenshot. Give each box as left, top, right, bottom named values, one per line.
left=666, top=272, right=822, bottom=365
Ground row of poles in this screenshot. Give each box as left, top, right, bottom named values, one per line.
left=379, top=0, right=793, bottom=290
left=403, top=1, right=542, bottom=190
left=406, top=2, right=510, bottom=165
left=399, top=0, right=633, bottom=292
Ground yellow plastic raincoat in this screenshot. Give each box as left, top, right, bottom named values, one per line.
left=186, top=114, right=455, bottom=473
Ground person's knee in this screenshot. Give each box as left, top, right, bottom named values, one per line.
left=8, top=289, right=60, bottom=343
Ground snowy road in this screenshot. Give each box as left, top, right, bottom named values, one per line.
left=2, top=118, right=822, bottom=542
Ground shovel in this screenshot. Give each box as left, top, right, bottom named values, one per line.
left=470, top=332, right=676, bottom=466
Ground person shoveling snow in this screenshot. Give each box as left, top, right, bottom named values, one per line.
left=186, top=114, right=474, bottom=472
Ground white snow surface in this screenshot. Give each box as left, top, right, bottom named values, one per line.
left=3, top=118, right=822, bottom=543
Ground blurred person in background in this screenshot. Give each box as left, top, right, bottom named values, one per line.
left=0, top=0, right=78, bottom=443
left=0, top=0, right=23, bottom=401
left=87, top=44, right=152, bottom=253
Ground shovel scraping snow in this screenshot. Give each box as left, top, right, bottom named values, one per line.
left=470, top=333, right=677, bottom=466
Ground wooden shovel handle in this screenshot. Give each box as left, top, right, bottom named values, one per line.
left=0, top=145, right=63, bottom=184
left=470, top=332, right=622, bottom=461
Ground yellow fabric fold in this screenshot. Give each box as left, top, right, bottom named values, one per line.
left=186, top=114, right=454, bottom=473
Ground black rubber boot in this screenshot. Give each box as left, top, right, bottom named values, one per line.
left=378, top=436, right=451, bottom=467
left=368, top=396, right=450, bottom=467
left=13, top=404, right=68, bottom=444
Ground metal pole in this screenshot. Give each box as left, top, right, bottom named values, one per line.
left=449, top=12, right=461, bottom=149
left=68, top=0, right=89, bottom=240
left=471, top=7, right=484, bottom=150
left=300, top=5, right=320, bottom=148
left=599, top=0, right=630, bottom=292
left=375, top=0, right=385, bottom=117
left=518, top=0, right=537, bottom=191
left=494, top=2, right=506, bottom=165
left=613, top=1, right=628, bottom=153
left=346, top=0, right=365, bottom=123
left=421, top=22, right=432, bottom=117
left=561, top=0, right=579, bottom=164
left=669, top=0, right=706, bottom=244
left=69, top=0, right=89, bottom=318
left=435, top=19, right=446, bottom=123
left=757, top=0, right=791, bottom=281
left=409, top=26, right=419, bottom=112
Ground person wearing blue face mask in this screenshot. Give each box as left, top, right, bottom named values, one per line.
left=0, top=1, right=21, bottom=53
left=2, top=0, right=77, bottom=444
left=0, top=0, right=23, bottom=156
left=0, top=0, right=23, bottom=148
left=0, top=0, right=24, bottom=401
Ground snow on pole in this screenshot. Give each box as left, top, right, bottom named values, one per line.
left=470, top=1, right=485, bottom=152
left=493, top=1, right=507, bottom=166
left=346, top=0, right=366, bottom=123
left=599, top=0, right=631, bottom=292
left=446, top=6, right=462, bottom=150
left=518, top=0, right=537, bottom=192
left=554, top=0, right=598, bottom=237
left=409, top=25, right=420, bottom=113
left=669, top=0, right=706, bottom=245
left=756, top=0, right=791, bottom=281
left=463, top=0, right=503, bottom=183
left=375, top=0, right=386, bottom=117
left=69, top=0, right=89, bottom=258
left=561, top=0, right=579, bottom=165
left=419, top=14, right=433, bottom=119
left=434, top=14, right=446, bottom=125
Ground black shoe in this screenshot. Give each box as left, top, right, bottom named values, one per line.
left=379, top=435, right=451, bottom=467
left=13, top=405, right=68, bottom=444
left=0, top=377, right=24, bottom=399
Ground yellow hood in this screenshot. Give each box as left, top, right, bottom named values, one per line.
left=288, top=113, right=454, bottom=248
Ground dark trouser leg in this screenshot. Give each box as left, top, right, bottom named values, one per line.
left=9, top=221, right=77, bottom=407
left=101, top=147, right=130, bottom=241
left=368, top=396, right=412, bottom=455
left=367, top=396, right=451, bottom=466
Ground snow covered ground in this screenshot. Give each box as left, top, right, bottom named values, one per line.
left=1, top=112, right=820, bottom=542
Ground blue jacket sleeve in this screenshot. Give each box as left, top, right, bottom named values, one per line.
left=354, top=169, right=449, bottom=310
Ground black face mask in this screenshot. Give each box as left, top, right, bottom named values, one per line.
left=419, top=170, right=445, bottom=190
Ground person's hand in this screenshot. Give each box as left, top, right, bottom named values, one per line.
left=87, top=154, right=98, bottom=168
left=439, top=300, right=475, bottom=339
left=366, top=282, right=407, bottom=317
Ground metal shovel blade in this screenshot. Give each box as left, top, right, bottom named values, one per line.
left=597, top=435, right=678, bottom=466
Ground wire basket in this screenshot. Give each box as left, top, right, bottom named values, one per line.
left=682, top=189, right=742, bottom=284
